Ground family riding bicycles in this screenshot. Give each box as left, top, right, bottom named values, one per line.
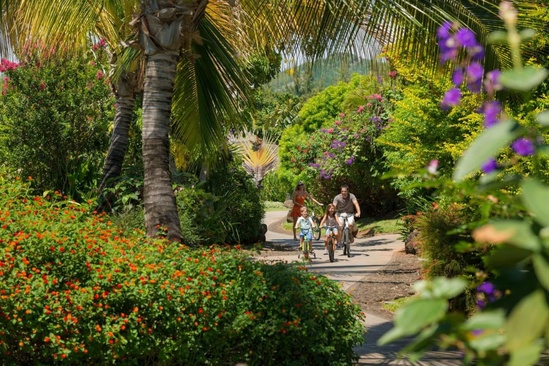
left=295, top=184, right=361, bottom=262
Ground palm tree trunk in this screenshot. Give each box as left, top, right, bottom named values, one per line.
left=96, top=72, right=138, bottom=212
left=142, top=51, right=183, bottom=241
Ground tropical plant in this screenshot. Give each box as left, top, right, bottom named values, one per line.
left=3, top=0, right=545, bottom=243
left=379, top=3, right=549, bottom=364
left=0, top=45, right=114, bottom=200
left=230, top=131, right=279, bottom=188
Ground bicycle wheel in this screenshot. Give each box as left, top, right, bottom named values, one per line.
left=327, top=236, right=335, bottom=262
left=344, top=230, right=351, bottom=258
left=302, top=239, right=310, bottom=260
left=313, top=219, right=322, bottom=241
left=342, top=229, right=349, bottom=256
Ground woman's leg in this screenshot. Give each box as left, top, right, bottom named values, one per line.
left=292, top=216, right=298, bottom=240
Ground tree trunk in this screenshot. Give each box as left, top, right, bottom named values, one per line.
left=96, top=71, right=139, bottom=212
left=142, top=51, right=183, bottom=241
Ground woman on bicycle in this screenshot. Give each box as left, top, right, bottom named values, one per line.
left=290, top=181, right=322, bottom=240
left=319, top=203, right=341, bottom=255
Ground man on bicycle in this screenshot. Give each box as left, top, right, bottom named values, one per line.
left=332, top=184, right=361, bottom=246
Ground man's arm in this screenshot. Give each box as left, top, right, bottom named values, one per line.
left=353, top=199, right=361, bottom=218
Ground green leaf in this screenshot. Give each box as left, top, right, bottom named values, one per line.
left=461, top=309, right=505, bottom=330
left=522, top=179, right=549, bottom=226
left=377, top=325, right=409, bottom=345
left=499, top=67, right=549, bottom=92
left=393, top=299, right=447, bottom=334
left=490, top=220, right=540, bottom=252
left=519, top=29, right=537, bottom=42
left=532, top=254, right=549, bottom=291
left=505, top=289, right=549, bottom=352
left=508, top=342, right=545, bottom=366
left=430, top=277, right=467, bottom=299
left=535, top=110, right=549, bottom=126
left=486, top=245, right=532, bottom=269
left=487, top=30, right=508, bottom=44
left=469, top=333, right=506, bottom=353
left=453, top=119, right=521, bottom=181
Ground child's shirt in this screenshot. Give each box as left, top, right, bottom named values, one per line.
left=325, top=215, right=338, bottom=227
left=296, top=216, right=313, bottom=230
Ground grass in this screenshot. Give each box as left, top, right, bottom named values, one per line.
left=382, top=296, right=416, bottom=313
left=281, top=216, right=403, bottom=235
left=264, top=201, right=288, bottom=212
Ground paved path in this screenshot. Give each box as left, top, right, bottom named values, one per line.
left=260, top=210, right=463, bottom=365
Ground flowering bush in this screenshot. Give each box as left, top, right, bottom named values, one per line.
left=0, top=40, right=114, bottom=200
left=379, top=3, right=549, bottom=364
left=0, top=170, right=365, bottom=365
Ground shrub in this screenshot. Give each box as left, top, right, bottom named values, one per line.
left=0, top=43, right=114, bottom=200
left=0, top=170, right=365, bottom=365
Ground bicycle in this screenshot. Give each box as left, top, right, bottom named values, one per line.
left=311, top=210, right=322, bottom=241
left=298, top=229, right=316, bottom=260
left=339, top=213, right=352, bottom=258
left=325, top=225, right=338, bottom=262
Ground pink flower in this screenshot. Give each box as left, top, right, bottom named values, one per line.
left=326, top=128, right=334, bottom=133
left=339, top=113, right=345, bottom=118
left=96, top=70, right=105, bottom=80
left=388, top=70, right=398, bottom=78
left=357, top=106, right=364, bottom=113
left=334, top=120, right=341, bottom=126
left=427, top=160, right=439, bottom=175
left=366, top=102, right=372, bottom=107
left=39, top=82, right=46, bottom=90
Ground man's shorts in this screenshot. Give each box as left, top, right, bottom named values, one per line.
left=337, top=213, right=355, bottom=227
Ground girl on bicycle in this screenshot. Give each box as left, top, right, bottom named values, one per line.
left=295, top=206, right=316, bottom=253
left=319, top=203, right=341, bottom=255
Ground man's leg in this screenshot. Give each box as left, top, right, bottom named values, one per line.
left=336, top=226, right=342, bottom=246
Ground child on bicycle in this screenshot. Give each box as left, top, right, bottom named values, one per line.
left=295, top=206, right=316, bottom=254
left=319, top=203, right=341, bottom=255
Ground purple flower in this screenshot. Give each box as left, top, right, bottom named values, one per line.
left=456, top=28, right=477, bottom=47
left=452, top=68, right=464, bottom=86
left=484, top=70, right=502, bottom=95
left=345, top=156, right=355, bottom=165
left=469, top=44, right=485, bottom=61
left=436, top=21, right=453, bottom=41
left=477, top=281, right=495, bottom=295
left=482, top=101, right=502, bottom=127
left=476, top=299, right=486, bottom=309
left=466, top=62, right=484, bottom=83
left=512, top=138, right=535, bottom=156
left=481, top=158, right=498, bottom=173
left=441, top=88, right=461, bottom=109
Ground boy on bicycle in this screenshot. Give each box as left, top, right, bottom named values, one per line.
left=295, top=206, right=316, bottom=254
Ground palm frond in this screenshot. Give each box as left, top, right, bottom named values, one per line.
left=230, top=131, right=279, bottom=187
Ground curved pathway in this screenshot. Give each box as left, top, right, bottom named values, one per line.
left=260, top=210, right=463, bottom=365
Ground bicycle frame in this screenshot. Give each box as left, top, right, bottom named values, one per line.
left=325, top=226, right=337, bottom=262
left=339, top=213, right=352, bottom=258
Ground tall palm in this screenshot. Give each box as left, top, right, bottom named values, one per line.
left=3, top=0, right=545, bottom=241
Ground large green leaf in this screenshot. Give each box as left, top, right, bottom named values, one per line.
left=508, top=343, right=545, bottom=366
left=393, top=299, right=448, bottom=334
left=499, top=67, right=549, bottom=92
left=521, top=179, right=549, bottom=227
left=453, top=119, right=521, bottom=181
left=505, top=289, right=549, bottom=352
left=485, top=245, right=532, bottom=269
left=532, top=254, right=549, bottom=291
left=461, top=309, right=505, bottom=330
left=490, top=220, right=540, bottom=252
left=469, top=333, right=506, bottom=353
left=536, top=110, right=549, bottom=126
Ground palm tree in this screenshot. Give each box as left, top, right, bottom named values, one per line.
left=2, top=0, right=545, bottom=241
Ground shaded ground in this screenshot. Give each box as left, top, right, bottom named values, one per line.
left=267, top=217, right=421, bottom=320
left=349, top=250, right=420, bottom=319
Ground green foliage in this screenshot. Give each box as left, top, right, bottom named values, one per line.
left=378, top=60, right=485, bottom=206
left=0, top=46, right=114, bottom=200
left=381, top=7, right=549, bottom=364
left=176, top=160, right=264, bottom=245
left=0, top=169, right=365, bottom=365
left=260, top=171, right=288, bottom=202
